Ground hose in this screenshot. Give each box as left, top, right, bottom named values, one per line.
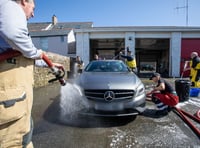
left=173, top=107, right=200, bottom=139
left=42, top=53, right=66, bottom=86
left=194, top=109, right=200, bottom=119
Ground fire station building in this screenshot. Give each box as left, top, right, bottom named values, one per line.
left=28, top=17, right=200, bottom=78
left=75, top=26, right=200, bottom=78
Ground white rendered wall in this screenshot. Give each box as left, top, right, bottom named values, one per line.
left=125, top=32, right=136, bottom=55
left=170, top=32, right=182, bottom=77
left=76, top=32, right=90, bottom=66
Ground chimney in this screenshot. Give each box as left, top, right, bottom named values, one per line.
left=52, top=15, right=57, bottom=25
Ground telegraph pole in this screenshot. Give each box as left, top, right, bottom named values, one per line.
left=175, top=0, right=189, bottom=26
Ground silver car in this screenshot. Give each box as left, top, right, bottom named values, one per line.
left=78, top=60, right=146, bottom=116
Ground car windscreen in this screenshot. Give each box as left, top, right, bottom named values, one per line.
left=85, top=61, right=129, bottom=72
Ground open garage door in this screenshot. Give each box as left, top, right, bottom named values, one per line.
left=90, top=39, right=125, bottom=60
left=136, top=38, right=170, bottom=77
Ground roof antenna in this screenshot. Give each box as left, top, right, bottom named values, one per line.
left=175, top=0, right=189, bottom=26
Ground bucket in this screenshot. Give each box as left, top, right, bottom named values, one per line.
left=190, top=88, right=200, bottom=97
left=175, top=79, right=191, bottom=102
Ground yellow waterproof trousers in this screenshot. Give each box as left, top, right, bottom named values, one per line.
left=190, top=61, right=200, bottom=88
left=0, top=56, right=34, bottom=148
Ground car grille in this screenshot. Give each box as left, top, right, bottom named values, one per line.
left=84, top=89, right=135, bottom=102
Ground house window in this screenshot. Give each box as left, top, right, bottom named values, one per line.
left=60, top=36, right=65, bottom=42
left=40, top=37, right=48, bottom=51
left=75, top=25, right=81, bottom=29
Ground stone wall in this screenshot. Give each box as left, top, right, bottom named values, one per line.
left=34, top=53, right=70, bottom=88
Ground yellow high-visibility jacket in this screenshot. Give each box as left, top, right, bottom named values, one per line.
left=126, top=59, right=137, bottom=68
left=190, top=57, right=200, bottom=88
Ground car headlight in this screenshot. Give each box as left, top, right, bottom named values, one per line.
left=135, top=82, right=145, bottom=97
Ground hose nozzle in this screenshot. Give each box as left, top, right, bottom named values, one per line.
left=42, top=53, right=66, bottom=86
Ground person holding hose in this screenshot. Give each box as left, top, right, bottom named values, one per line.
left=0, top=0, right=63, bottom=147
left=146, top=73, right=179, bottom=116
left=119, top=47, right=137, bottom=74
left=189, top=52, right=200, bottom=88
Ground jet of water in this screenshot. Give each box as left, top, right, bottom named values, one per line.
left=59, top=82, right=89, bottom=118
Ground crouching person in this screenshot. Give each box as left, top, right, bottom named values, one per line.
left=147, top=73, right=179, bottom=116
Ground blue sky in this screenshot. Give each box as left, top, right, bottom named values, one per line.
left=30, top=0, right=200, bottom=27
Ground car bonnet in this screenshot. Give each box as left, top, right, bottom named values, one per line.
left=79, top=72, right=140, bottom=90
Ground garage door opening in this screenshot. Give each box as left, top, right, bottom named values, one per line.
left=136, top=38, right=170, bottom=77
left=90, top=39, right=125, bottom=60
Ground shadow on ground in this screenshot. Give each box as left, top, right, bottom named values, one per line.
left=42, top=96, right=137, bottom=128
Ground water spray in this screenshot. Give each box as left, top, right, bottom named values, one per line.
left=59, top=81, right=89, bottom=120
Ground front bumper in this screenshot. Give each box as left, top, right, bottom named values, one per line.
left=80, top=93, right=146, bottom=117
left=79, top=108, right=140, bottom=117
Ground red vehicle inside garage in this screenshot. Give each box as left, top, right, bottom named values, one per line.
left=181, top=38, right=200, bottom=77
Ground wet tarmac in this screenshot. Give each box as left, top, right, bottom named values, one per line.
left=32, top=79, right=200, bottom=148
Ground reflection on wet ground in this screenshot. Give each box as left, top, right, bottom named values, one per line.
left=32, top=80, right=200, bottom=148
